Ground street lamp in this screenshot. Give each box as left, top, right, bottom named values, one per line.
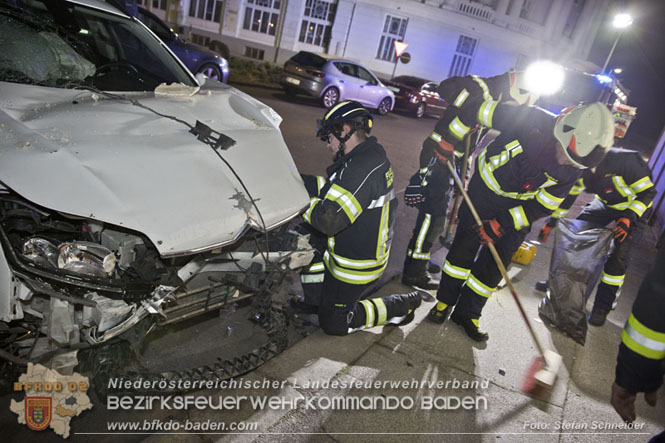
left=601, top=13, right=633, bottom=73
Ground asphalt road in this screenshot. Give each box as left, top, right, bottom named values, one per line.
left=231, top=83, right=443, bottom=279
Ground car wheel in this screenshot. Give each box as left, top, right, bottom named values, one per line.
left=377, top=97, right=392, bottom=116
left=321, top=87, right=339, bottom=108
left=415, top=102, right=426, bottom=118
left=197, top=63, right=223, bottom=81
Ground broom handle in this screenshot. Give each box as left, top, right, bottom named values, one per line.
left=445, top=160, right=546, bottom=359
left=445, top=133, right=471, bottom=238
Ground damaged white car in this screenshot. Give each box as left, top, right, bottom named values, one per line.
left=0, top=0, right=312, bottom=388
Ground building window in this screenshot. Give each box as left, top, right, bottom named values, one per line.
left=448, top=35, right=477, bottom=77
left=244, top=46, right=265, bottom=60
left=519, top=0, right=549, bottom=25
left=191, top=33, right=211, bottom=46
left=563, top=0, right=585, bottom=38
left=152, top=0, right=166, bottom=9
left=189, top=0, right=224, bottom=23
left=298, top=0, right=335, bottom=47
left=376, top=15, right=408, bottom=62
left=242, top=0, right=281, bottom=36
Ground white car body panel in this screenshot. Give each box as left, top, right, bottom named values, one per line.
left=0, top=80, right=309, bottom=257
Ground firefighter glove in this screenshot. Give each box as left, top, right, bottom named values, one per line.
left=404, top=171, right=428, bottom=207
left=474, top=219, right=504, bottom=245
left=537, top=217, right=558, bottom=242
left=613, top=217, right=631, bottom=243
left=433, top=138, right=455, bottom=164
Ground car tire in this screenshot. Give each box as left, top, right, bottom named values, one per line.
left=197, top=63, right=223, bottom=82
left=377, top=97, right=392, bottom=116
left=321, top=87, right=339, bottom=108
left=415, top=102, right=426, bottom=118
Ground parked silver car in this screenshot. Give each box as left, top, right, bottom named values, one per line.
left=0, top=0, right=312, bottom=384
left=280, top=51, right=395, bottom=115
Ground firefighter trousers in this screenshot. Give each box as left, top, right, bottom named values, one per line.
left=576, top=198, right=645, bottom=311
left=301, top=240, right=414, bottom=336
left=435, top=175, right=526, bottom=318
left=404, top=157, right=450, bottom=274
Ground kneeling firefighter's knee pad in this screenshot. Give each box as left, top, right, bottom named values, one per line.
left=318, top=304, right=354, bottom=336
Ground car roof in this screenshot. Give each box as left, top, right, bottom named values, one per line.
left=68, top=0, right=129, bottom=17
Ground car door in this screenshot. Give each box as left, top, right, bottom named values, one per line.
left=355, top=65, right=383, bottom=107
left=332, top=62, right=363, bottom=102
left=422, top=82, right=447, bottom=116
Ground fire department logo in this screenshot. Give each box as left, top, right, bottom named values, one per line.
left=25, top=397, right=52, bottom=431
left=10, top=364, right=92, bottom=438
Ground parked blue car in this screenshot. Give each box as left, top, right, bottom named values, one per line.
left=137, top=7, right=229, bottom=83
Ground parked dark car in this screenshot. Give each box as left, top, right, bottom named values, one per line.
left=137, top=7, right=229, bottom=82
left=384, top=76, right=447, bottom=118
left=280, top=51, right=394, bottom=115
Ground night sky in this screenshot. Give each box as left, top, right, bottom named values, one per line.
left=588, top=0, right=665, bottom=155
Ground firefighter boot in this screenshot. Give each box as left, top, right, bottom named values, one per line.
left=588, top=308, right=610, bottom=327
left=588, top=283, right=617, bottom=327
left=402, top=258, right=440, bottom=290
left=427, top=302, right=452, bottom=324
left=450, top=309, right=489, bottom=342
left=385, top=291, right=423, bottom=326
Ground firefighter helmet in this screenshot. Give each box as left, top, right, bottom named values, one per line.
left=508, top=70, right=539, bottom=106
left=553, top=102, right=614, bottom=169
left=316, top=101, right=373, bottom=142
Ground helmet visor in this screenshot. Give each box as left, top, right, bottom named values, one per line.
left=566, top=144, right=607, bottom=168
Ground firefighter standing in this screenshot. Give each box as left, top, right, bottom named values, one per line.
left=538, top=148, right=656, bottom=326
left=402, top=71, right=538, bottom=290
left=611, top=245, right=664, bottom=431
left=427, top=100, right=615, bottom=341
left=298, top=101, right=421, bottom=335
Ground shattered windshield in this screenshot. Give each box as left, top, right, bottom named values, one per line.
left=0, top=1, right=196, bottom=91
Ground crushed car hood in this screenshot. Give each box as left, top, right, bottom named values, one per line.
left=0, top=81, right=309, bottom=256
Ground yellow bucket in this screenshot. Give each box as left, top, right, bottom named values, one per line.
left=512, top=242, right=537, bottom=265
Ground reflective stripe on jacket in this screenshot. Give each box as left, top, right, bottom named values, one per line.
left=302, top=137, right=396, bottom=285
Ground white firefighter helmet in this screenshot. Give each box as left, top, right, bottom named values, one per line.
left=508, top=71, right=539, bottom=105
left=553, top=102, right=614, bottom=169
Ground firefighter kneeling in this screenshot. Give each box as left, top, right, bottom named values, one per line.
left=297, top=101, right=421, bottom=335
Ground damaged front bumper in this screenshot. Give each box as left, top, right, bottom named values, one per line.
left=0, top=192, right=313, bottom=385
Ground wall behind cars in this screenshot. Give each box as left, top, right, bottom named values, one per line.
left=143, top=0, right=608, bottom=80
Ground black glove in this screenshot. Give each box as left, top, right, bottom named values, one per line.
left=404, top=170, right=428, bottom=207
left=537, top=217, right=557, bottom=242
left=473, top=219, right=504, bottom=245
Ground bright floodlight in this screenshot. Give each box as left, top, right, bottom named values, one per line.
left=613, top=68, right=623, bottom=74
left=596, top=74, right=613, bottom=84
left=524, top=61, right=565, bottom=96
left=613, top=13, right=633, bottom=28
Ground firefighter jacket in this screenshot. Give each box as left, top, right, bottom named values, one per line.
left=301, top=136, right=396, bottom=285
left=615, top=246, right=665, bottom=393
left=446, top=100, right=582, bottom=231
left=552, top=148, right=655, bottom=220
left=421, top=72, right=513, bottom=166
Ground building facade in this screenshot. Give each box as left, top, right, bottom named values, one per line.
left=140, top=0, right=608, bottom=82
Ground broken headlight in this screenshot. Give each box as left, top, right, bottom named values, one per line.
left=23, top=237, right=116, bottom=278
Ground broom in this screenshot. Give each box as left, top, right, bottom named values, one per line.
left=445, top=160, right=562, bottom=395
